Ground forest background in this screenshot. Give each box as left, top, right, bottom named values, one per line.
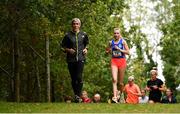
left=0, top=0, right=179, bottom=102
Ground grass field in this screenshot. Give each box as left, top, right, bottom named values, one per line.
left=0, top=102, right=180, bottom=113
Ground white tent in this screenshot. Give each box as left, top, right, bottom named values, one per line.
left=176, top=85, right=180, bottom=91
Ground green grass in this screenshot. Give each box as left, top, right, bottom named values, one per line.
left=0, top=102, right=180, bottom=113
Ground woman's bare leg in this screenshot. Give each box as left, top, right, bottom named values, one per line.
left=118, top=67, right=126, bottom=92
left=111, top=65, right=118, bottom=98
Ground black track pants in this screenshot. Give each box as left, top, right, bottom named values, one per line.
left=68, top=61, right=84, bottom=97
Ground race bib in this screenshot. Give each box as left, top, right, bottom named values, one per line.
left=112, top=50, right=122, bottom=57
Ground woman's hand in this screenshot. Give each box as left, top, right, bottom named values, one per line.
left=114, top=45, right=121, bottom=51
left=105, top=47, right=111, bottom=54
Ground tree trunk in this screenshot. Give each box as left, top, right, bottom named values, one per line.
left=10, top=76, right=15, bottom=101
left=35, top=60, right=41, bottom=102
left=26, top=72, right=31, bottom=102
left=14, top=25, right=20, bottom=102
left=11, top=16, right=20, bottom=102
left=45, top=32, right=51, bottom=102
left=9, top=1, right=20, bottom=103
left=51, top=78, right=55, bottom=102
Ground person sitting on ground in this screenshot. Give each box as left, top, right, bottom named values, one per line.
left=92, top=93, right=101, bottom=103
left=139, top=89, right=149, bottom=103
left=81, top=90, right=91, bottom=103
left=64, top=95, right=72, bottom=103
left=161, top=88, right=177, bottom=103
left=123, top=76, right=141, bottom=104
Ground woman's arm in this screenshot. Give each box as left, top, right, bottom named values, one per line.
left=159, top=84, right=165, bottom=91
left=115, top=40, right=129, bottom=55
left=105, top=41, right=112, bottom=54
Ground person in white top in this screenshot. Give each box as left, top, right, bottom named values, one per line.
left=139, top=89, right=149, bottom=103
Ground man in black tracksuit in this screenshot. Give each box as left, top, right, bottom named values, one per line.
left=61, top=18, right=89, bottom=102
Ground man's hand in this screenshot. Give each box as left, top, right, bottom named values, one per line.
left=68, top=48, right=76, bottom=54
left=83, top=48, right=88, bottom=55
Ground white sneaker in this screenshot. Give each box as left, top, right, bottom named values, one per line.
left=119, top=92, right=125, bottom=103
left=112, top=97, right=118, bottom=103
left=117, top=91, right=121, bottom=101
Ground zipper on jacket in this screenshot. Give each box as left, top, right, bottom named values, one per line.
left=76, top=32, right=78, bottom=61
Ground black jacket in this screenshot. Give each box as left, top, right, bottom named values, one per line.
left=161, top=96, right=177, bottom=103
left=61, top=31, right=89, bottom=62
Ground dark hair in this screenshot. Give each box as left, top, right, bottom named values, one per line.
left=166, top=88, right=174, bottom=95
left=141, top=89, right=146, bottom=93
left=64, top=95, right=72, bottom=101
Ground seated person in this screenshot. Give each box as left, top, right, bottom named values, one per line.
left=161, top=88, right=177, bottom=103
left=81, top=90, right=91, bottom=103
left=93, top=93, right=101, bottom=103
left=139, top=89, right=149, bottom=103
left=124, top=76, right=141, bottom=104
left=64, top=95, right=72, bottom=103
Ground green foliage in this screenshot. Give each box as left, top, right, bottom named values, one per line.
left=0, top=0, right=129, bottom=102
left=159, top=0, right=180, bottom=90
left=1, top=0, right=178, bottom=102
left=176, top=91, right=180, bottom=103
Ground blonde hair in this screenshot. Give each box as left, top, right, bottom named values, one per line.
left=72, top=18, right=81, bottom=25
left=82, top=90, right=87, bottom=95
left=114, top=28, right=121, bottom=33
left=128, top=76, right=134, bottom=81
left=150, top=70, right=158, bottom=75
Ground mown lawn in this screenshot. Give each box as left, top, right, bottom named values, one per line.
left=0, top=102, right=180, bottom=113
